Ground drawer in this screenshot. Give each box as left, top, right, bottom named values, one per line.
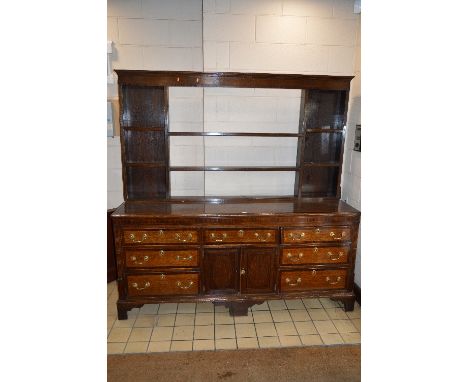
left=280, top=269, right=347, bottom=291
left=281, top=246, right=349, bottom=265
left=205, top=229, right=276, bottom=244
left=125, top=249, right=199, bottom=268
left=282, top=227, right=351, bottom=243
left=123, top=229, right=199, bottom=245
left=127, top=273, right=199, bottom=297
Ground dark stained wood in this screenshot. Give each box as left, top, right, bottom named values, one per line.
left=282, top=227, right=351, bottom=243
left=123, top=229, right=199, bottom=245
left=115, top=70, right=353, bottom=90
left=120, top=85, right=166, bottom=128
left=304, top=132, right=343, bottom=163
left=127, top=273, right=199, bottom=296
left=280, top=246, right=349, bottom=265
left=205, top=229, right=276, bottom=244
left=125, top=166, right=166, bottom=200
left=300, top=167, right=340, bottom=197
left=107, top=209, right=117, bottom=283
left=125, top=248, right=199, bottom=268
left=280, top=269, right=347, bottom=291
left=203, top=248, right=240, bottom=295
left=241, top=247, right=276, bottom=294
left=124, top=130, right=165, bottom=163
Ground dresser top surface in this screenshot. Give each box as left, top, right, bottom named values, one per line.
left=112, top=198, right=360, bottom=218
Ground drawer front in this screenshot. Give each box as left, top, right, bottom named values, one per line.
left=280, top=269, right=347, bottom=291
left=125, top=249, right=199, bottom=268
left=123, top=229, right=199, bottom=245
left=281, top=246, right=349, bottom=265
left=205, top=229, right=276, bottom=244
left=282, top=227, right=351, bottom=243
left=127, top=273, right=199, bottom=296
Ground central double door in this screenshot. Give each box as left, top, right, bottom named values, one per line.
left=203, top=247, right=276, bottom=295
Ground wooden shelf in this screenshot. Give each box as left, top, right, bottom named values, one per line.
left=122, top=126, right=165, bottom=131
left=170, top=166, right=299, bottom=172
left=169, top=132, right=301, bottom=137
left=126, top=162, right=166, bottom=167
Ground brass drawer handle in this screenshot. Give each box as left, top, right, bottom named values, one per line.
left=285, top=277, right=302, bottom=286
left=240, top=268, right=246, bottom=275
left=130, top=255, right=151, bottom=265
left=286, top=252, right=303, bottom=262
left=330, top=231, right=346, bottom=240
left=326, top=276, right=342, bottom=285
left=129, top=233, right=148, bottom=243
left=327, top=251, right=344, bottom=261
left=175, top=232, right=193, bottom=242
left=159, top=250, right=165, bottom=257
left=255, top=232, right=272, bottom=242
left=131, top=281, right=150, bottom=290
left=176, top=280, right=194, bottom=290
left=237, top=230, right=244, bottom=237
left=210, top=232, right=227, bottom=242
left=176, top=254, right=193, bottom=261
left=288, top=232, right=305, bottom=241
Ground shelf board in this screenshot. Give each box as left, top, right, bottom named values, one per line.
left=305, top=129, right=344, bottom=133
left=303, top=162, right=341, bottom=167
left=126, top=162, right=166, bottom=167
left=122, top=126, right=165, bottom=131
left=169, top=132, right=301, bottom=137
left=170, top=166, right=299, bottom=172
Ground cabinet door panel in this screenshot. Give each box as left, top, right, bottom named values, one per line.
left=241, top=247, right=276, bottom=294
left=203, top=248, right=240, bottom=295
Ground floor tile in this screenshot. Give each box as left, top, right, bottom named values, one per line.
left=346, top=306, right=361, bottom=319
left=253, top=311, right=273, bottom=323
left=194, top=325, right=214, bottom=340
left=172, top=325, right=194, bottom=341
left=341, top=333, right=361, bottom=344
left=302, top=298, right=322, bottom=309
left=300, top=335, right=323, bottom=346
left=332, top=319, right=358, bottom=334
left=175, top=314, right=195, bottom=326
left=124, top=341, right=149, bottom=353
left=128, top=327, right=153, bottom=342
left=308, top=308, right=329, bottom=321
left=214, top=305, right=229, bottom=313
left=150, top=326, right=173, bottom=342
left=196, top=302, right=214, bottom=313
left=139, top=304, right=159, bottom=315
left=271, top=310, right=292, bottom=322
left=107, top=316, right=116, bottom=331
left=147, top=341, right=171, bottom=353
left=319, top=298, right=342, bottom=309
left=279, top=335, right=302, bottom=347
left=275, top=322, right=297, bottom=336
left=313, top=320, right=338, bottom=335
left=320, top=333, right=344, bottom=345
left=351, top=319, right=361, bottom=332
left=128, top=308, right=140, bottom=317
left=177, top=303, right=196, bottom=314
left=285, top=299, right=305, bottom=310
left=156, top=314, right=176, bottom=327
left=251, top=301, right=269, bottom=311
left=107, top=342, right=126, bottom=354
left=215, top=324, right=236, bottom=339
left=234, top=313, right=254, bottom=324
left=294, top=321, right=318, bottom=335
left=290, top=310, right=311, bottom=322
left=258, top=336, right=281, bottom=348
left=134, top=315, right=156, bottom=328
left=235, top=323, right=256, bottom=338
left=193, top=339, right=215, bottom=351
left=108, top=327, right=132, bottom=343
left=237, top=337, right=259, bottom=349
left=268, top=300, right=287, bottom=311
left=113, top=317, right=136, bottom=328
left=325, top=308, right=349, bottom=320
left=215, top=339, right=237, bottom=350
left=170, top=340, right=193, bottom=351
left=215, top=312, right=234, bottom=325
left=158, top=303, right=178, bottom=314
left=195, top=312, right=215, bottom=326
left=255, top=322, right=277, bottom=337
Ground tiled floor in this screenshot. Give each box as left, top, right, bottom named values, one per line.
left=107, top=281, right=360, bottom=354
